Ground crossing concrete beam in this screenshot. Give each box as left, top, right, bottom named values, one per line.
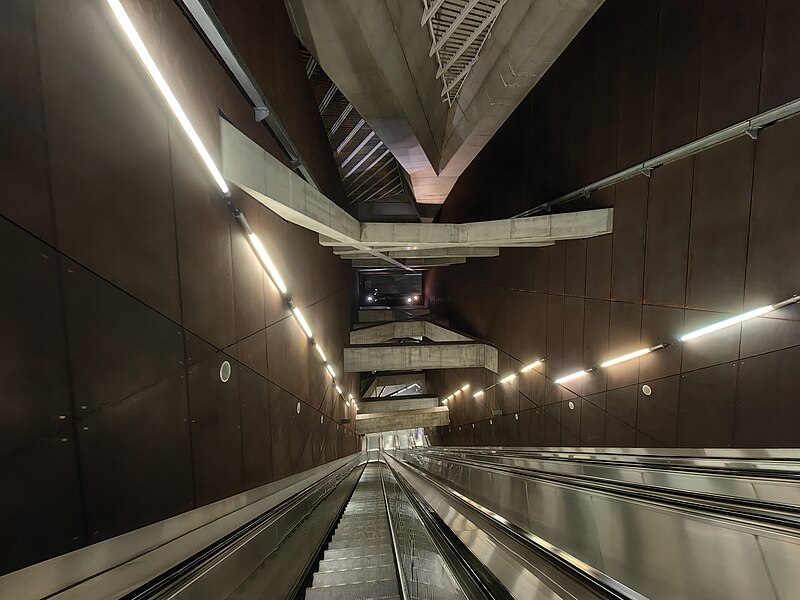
left=350, top=321, right=472, bottom=345
left=356, top=406, right=449, bottom=434
left=345, top=342, right=498, bottom=373
left=358, top=396, right=439, bottom=414
left=358, top=308, right=430, bottom=322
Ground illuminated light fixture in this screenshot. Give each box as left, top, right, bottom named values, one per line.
left=555, top=370, right=587, bottom=385
left=499, top=373, right=516, bottom=384
left=348, top=393, right=354, bottom=401
left=366, top=295, right=374, bottom=302
left=473, top=390, right=485, bottom=399
left=413, top=295, right=420, bottom=301
left=335, top=385, right=343, bottom=395
left=406, top=297, right=413, bottom=303
left=326, top=364, right=336, bottom=378
left=291, top=307, right=313, bottom=338
left=679, top=305, right=774, bottom=342
left=106, top=0, right=229, bottom=194
left=248, top=233, right=288, bottom=294
left=315, top=344, right=327, bottom=362
left=442, top=397, right=448, bottom=404
left=600, top=348, right=652, bottom=368
left=460, top=383, right=470, bottom=391
left=520, top=360, right=542, bottom=373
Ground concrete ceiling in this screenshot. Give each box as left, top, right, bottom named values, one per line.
left=285, top=0, right=603, bottom=206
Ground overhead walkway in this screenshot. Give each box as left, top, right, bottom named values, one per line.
left=10, top=448, right=800, bottom=599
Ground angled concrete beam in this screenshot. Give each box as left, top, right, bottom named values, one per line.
left=359, top=396, right=439, bottom=414
left=356, top=406, right=449, bottom=434
left=358, top=308, right=430, bottom=322
left=345, top=342, right=498, bottom=373
left=352, top=257, right=466, bottom=268
left=362, top=371, right=425, bottom=398
left=336, top=247, right=501, bottom=259
left=350, top=321, right=472, bottom=345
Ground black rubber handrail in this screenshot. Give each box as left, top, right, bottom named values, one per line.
left=123, top=457, right=362, bottom=599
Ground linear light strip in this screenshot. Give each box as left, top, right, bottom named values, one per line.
left=106, top=0, right=228, bottom=194
left=679, top=305, right=774, bottom=341
left=109, top=1, right=355, bottom=414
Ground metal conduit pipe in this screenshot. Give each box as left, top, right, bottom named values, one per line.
left=515, top=97, right=800, bottom=217
left=177, top=0, right=320, bottom=190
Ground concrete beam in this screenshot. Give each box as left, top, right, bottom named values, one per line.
left=337, top=247, right=501, bottom=259
left=345, top=342, right=498, bottom=373
left=356, top=406, right=449, bottom=434
left=222, top=117, right=611, bottom=267
left=364, top=373, right=425, bottom=398
left=350, top=321, right=472, bottom=345
left=359, top=396, right=439, bottom=414
left=287, top=0, right=601, bottom=204
left=352, top=257, right=466, bottom=268
left=358, top=308, right=430, bottom=322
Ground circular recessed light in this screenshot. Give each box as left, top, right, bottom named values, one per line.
left=219, top=361, right=231, bottom=382
left=515, top=413, right=519, bottom=420
left=568, top=401, right=575, bottom=410
left=296, top=402, right=301, bottom=414
left=642, top=384, right=652, bottom=396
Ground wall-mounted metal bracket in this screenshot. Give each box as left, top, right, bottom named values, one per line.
left=640, top=167, right=652, bottom=178
left=745, top=127, right=760, bottom=140
left=254, top=106, right=270, bottom=122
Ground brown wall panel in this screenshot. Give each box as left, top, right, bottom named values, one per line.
left=686, top=139, right=754, bottom=313
left=239, top=367, right=273, bottom=488
left=79, top=373, right=194, bottom=542
left=39, top=0, right=182, bottom=321
left=734, top=347, right=800, bottom=446
left=0, top=436, right=85, bottom=574
left=610, top=178, right=647, bottom=303
left=188, top=354, right=244, bottom=506
left=643, top=160, right=693, bottom=307
left=0, top=220, right=72, bottom=459
left=0, top=0, right=54, bottom=243
left=635, top=375, right=679, bottom=445
left=650, top=1, right=702, bottom=156
left=760, top=0, right=800, bottom=110
left=677, top=362, right=737, bottom=447
left=61, top=256, right=185, bottom=416
left=696, top=1, right=765, bottom=137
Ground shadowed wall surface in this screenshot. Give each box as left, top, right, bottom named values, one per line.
left=426, top=0, right=800, bottom=449
left=0, top=0, right=358, bottom=575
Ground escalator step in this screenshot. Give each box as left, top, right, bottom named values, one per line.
left=317, top=554, right=395, bottom=572
left=305, top=578, right=399, bottom=600
left=313, top=565, right=398, bottom=586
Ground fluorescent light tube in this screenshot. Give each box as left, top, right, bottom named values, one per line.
left=315, top=344, right=327, bottom=362
left=442, top=397, right=448, bottom=404
left=292, top=307, right=313, bottom=338
left=600, top=348, right=651, bottom=368
left=499, top=373, right=516, bottom=384
left=679, top=305, right=774, bottom=341
left=473, top=390, right=484, bottom=399
left=326, top=364, right=336, bottom=378
left=460, top=383, right=470, bottom=391
left=520, top=360, right=542, bottom=373
left=106, top=0, right=229, bottom=194
left=555, top=370, right=587, bottom=385
left=248, top=233, right=288, bottom=294
left=348, top=393, right=354, bottom=401
left=335, top=385, right=343, bottom=395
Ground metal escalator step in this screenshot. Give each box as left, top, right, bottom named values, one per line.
left=312, top=565, right=398, bottom=587
left=317, top=554, right=395, bottom=572
left=327, top=538, right=392, bottom=550
left=332, top=531, right=389, bottom=542
left=324, top=544, right=393, bottom=560
left=305, top=578, right=399, bottom=600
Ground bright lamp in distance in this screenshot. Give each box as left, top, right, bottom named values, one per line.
left=315, top=344, right=327, bottom=362
left=473, top=390, right=485, bottom=399
left=326, top=364, right=336, bottom=378
left=600, top=348, right=651, bottom=368
left=499, top=373, right=516, bottom=384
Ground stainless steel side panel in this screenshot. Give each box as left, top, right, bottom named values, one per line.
left=395, top=450, right=800, bottom=600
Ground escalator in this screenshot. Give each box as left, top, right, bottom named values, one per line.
left=37, top=448, right=800, bottom=599
left=305, top=463, right=401, bottom=599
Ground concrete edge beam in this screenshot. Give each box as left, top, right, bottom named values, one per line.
left=355, top=406, right=449, bottom=434
left=344, top=342, right=498, bottom=373
left=349, top=320, right=473, bottom=345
